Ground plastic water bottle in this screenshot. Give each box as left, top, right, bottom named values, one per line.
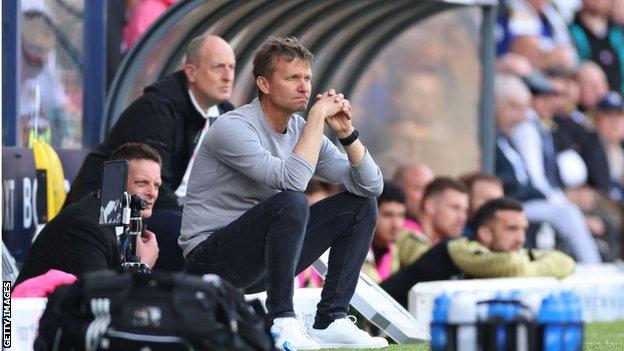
left=431, top=293, right=451, bottom=351
left=516, top=291, right=543, bottom=351
left=538, top=294, right=565, bottom=351
left=448, top=293, right=477, bottom=351
left=488, top=292, right=510, bottom=351
left=561, top=291, right=583, bottom=351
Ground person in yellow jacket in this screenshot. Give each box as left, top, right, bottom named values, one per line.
left=380, top=197, right=576, bottom=307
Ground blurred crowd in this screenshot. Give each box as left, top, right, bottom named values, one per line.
left=303, top=0, right=624, bottom=293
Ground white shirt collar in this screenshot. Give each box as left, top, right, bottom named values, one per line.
left=188, top=89, right=217, bottom=118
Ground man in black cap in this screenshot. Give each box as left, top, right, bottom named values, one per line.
left=495, top=73, right=601, bottom=263
left=578, top=91, right=624, bottom=261
left=584, top=91, right=624, bottom=200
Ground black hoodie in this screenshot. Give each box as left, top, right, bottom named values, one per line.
left=66, top=70, right=235, bottom=209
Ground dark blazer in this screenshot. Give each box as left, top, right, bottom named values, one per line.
left=495, top=135, right=546, bottom=202
left=581, top=131, right=624, bottom=198
left=66, top=71, right=235, bottom=209
left=15, top=193, right=120, bottom=286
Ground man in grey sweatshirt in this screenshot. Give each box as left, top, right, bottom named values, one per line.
left=180, top=37, right=386, bottom=350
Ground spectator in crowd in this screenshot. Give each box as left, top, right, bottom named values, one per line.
left=546, top=69, right=623, bottom=257
left=124, top=0, right=178, bottom=50
left=577, top=61, right=610, bottom=112
left=380, top=198, right=576, bottom=307
left=516, top=70, right=590, bottom=189
left=392, top=163, right=435, bottom=230
left=585, top=92, right=624, bottom=201
left=362, top=181, right=407, bottom=284
left=14, top=143, right=161, bottom=286
left=418, top=177, right=469, bottom=245
left=181, top=37, right=386, bottom=349
left=460, top=172, right=506, bottom=237
left=503, top=0, right=577, bottom=70
left=546, top=67, right=592, bottom=155
left=66, top=35, right=236, bottom=271
left=569, top=0, right=624, bottom=95
left=460, top=172, right=505, bottom=217
left=494, top=73, right=602, bottom=263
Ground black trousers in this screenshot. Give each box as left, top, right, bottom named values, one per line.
left=186, top=191, right=377, bottom=325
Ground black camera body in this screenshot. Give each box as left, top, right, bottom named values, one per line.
left=121, top=193, right=151, bottom=273
left=99, top=160, right=151, bottom=274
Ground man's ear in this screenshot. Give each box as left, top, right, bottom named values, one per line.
left=183, top=64, right=195, bottom=83
left=256, top=76, right=270, bottom=95
left=476, top=225, right=492, bottom=247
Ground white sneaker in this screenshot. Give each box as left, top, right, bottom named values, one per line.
left=271, top=317, right=321, bottom=350
left=308, top=316, right=389, bottom=349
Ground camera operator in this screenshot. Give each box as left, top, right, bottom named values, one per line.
left=15, top=143, right=161, bottom=285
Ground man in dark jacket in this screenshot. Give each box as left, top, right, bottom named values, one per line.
left=380, top=198, right=575, bottom=307
left=15, top=143, right=161, bottom=286
left=66, top=35, right=236, bottom=271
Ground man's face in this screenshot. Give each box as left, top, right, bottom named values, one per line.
left=401, top=168, right=434, bottom=219
left=126, top=159, right=162, bottom=219
left=428, top=189, right=469, bottom=238
left=595, top=111, right=624, bottom=144
left=578, top=68, right=608, bottom=109
left=482, top=210, right=528, bottom=252
left=496, top=96, right=529, bottom=135
left=261, top=57, right=312, bottom=113
left=374, top=201, right=406, bottom=247
left=187, top=40, right=235, bottom=105
left=470, top=180, right=504, bottom=215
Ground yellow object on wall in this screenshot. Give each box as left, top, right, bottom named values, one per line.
left=32, top=139, right=66, bottom=222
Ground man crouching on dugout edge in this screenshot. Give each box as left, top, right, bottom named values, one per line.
left=179, top=36, right=387, bottom=349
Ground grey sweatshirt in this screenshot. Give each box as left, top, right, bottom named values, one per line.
left=179, top=98, right=383, bottom=257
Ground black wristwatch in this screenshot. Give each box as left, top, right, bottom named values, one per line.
left=339, top=129, right=359, bottom=146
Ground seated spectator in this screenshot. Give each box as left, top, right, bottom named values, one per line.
left=380, top=198, right=576, bottom=307
left=391, top=177, right=470, bottom=270
left=460, top=173, right=505, bottom=218
left=362, top=181, right=406, bottom=284
left=569, top=0, right=624, bottom=95
left=577, top=61, right=610, bottom=112
left=494, top=73, right=601, bottom=263
left=585, top=91, right=624, bottom=201
left=516, top=70, right=590, bottom=189
left=419, top=177, right=469, bottom=244
left=14, top=143, right=161, bottom=285
left=503, top=0, right=577, bottom=70
left=460, top=172, right=505, bottom=236
left=392, top=163, right=435, bottom=231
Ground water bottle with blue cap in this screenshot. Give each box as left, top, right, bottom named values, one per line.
left=538, top=293, right=565, bottom=351
left=561, top=291, right=583, bottom=351
left=431, top=293, right=451, bottom=351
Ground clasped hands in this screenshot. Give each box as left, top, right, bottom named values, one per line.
left=310, top=89, right=354, bottom=139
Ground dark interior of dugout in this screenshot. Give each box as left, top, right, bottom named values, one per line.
left=105, top=0, right=498, bottom=172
